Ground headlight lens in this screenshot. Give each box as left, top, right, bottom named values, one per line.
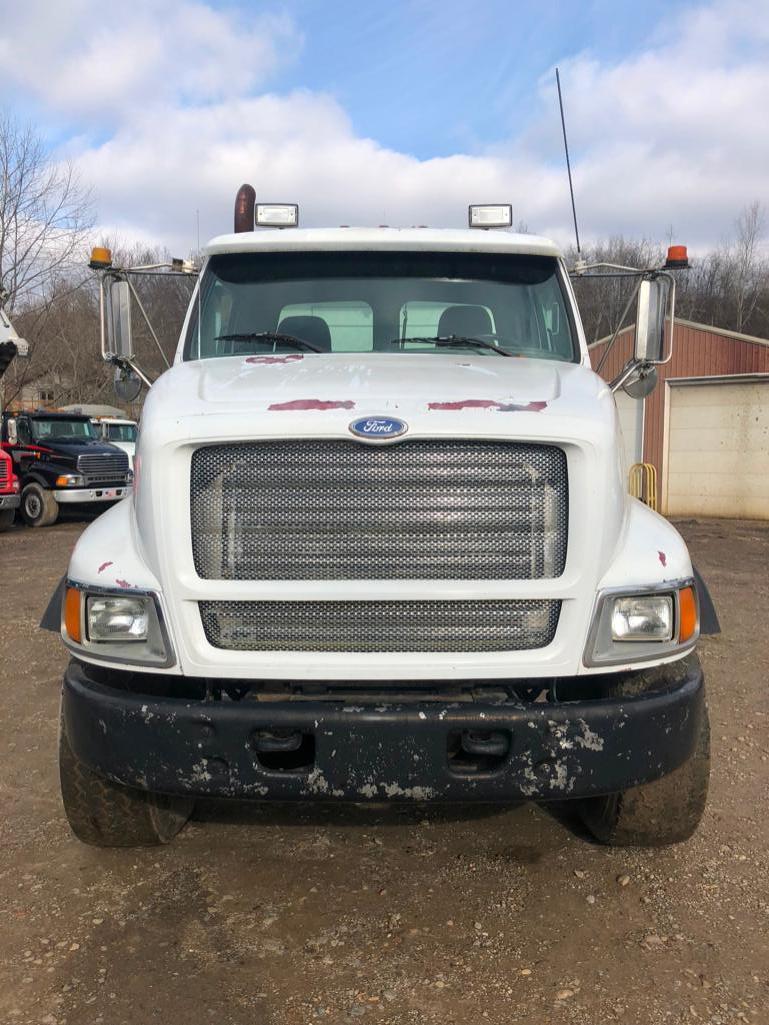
left=87, top=596, right=149, bottom=641
left=611, top=595, right=673, bottom=642
left=63, top=584, right=174, bottom=667
left=584, top=582, right=699, bottom=667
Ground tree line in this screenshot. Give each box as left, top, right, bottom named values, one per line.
left=1, top=115, right=767, bottom=411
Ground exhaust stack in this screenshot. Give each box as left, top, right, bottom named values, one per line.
left=234, top=184, right=256, bottom=233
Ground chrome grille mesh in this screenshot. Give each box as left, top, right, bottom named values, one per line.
left=0, top=460, right=8, bottom=487
left=77, top=452, right=129, bottom=479
left=190, top=440, right=568, bottom=580
left=199, top=599, right=561, bottom=652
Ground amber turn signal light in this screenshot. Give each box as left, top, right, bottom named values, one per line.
left=678, top=585, right=698, bottom=644
left=64, top=587, right=82, bottom=644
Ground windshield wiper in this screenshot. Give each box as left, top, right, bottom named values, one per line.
left=385, top=335, right=511, bottom=357
left=214, top=332, right=323, bottom=353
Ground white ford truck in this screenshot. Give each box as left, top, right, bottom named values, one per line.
left=55, top=194, right=710, bottom=847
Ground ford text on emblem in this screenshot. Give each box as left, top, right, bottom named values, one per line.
left=349, top=416, right=408, bottom=441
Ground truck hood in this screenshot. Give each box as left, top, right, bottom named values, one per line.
left=150, top=353, right=608, bottom=426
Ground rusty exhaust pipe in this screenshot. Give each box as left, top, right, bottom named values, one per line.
left=234, top=184, right=256, bottom=233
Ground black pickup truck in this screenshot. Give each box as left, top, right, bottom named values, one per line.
left=1, top=411, right=132, bottom=527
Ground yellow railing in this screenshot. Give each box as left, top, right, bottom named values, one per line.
left=629, top=462, right=658, bottom=511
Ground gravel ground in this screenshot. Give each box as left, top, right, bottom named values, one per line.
left=1, top=515, right=767, bottom=1025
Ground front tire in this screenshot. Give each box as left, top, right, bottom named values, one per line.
left=21, top=482, right=59, bottom=527
left=59, top=718, right=194, bottom=847
left=579, top=704, right=710, bottom=847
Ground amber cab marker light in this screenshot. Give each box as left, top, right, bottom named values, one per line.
left=678, top=586, right=698, bottom=644
left=89, top=246, right=113, bottom=270
left=665, top=244, right=689, bottom=269
left=64, top=587, right=82, bottom=644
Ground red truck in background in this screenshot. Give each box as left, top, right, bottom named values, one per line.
left=0, top=447, right=20, bottom=530
left=0, top=297, right=25, bottom=529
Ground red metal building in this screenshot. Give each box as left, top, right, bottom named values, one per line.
left=590, top=320, right=769, bottom=518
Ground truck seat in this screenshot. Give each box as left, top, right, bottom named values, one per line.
left=437, top=304, right=493, bottom=339
left=277, top=315, right=332, bottom=351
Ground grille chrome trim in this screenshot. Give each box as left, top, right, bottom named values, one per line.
left=199, top=599, right=562, bottom=653
left=77, top=452, right=129, bottom=478
left=190, top=440, right=568, bottom=581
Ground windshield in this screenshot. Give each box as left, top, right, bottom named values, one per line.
left=31, top=418, right=97, bottom=442
left=105, top=423, right=137, bottom=443
left=184, top=251, right=577, bottom=362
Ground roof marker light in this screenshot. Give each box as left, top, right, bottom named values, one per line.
left=256, top=204, right=299, bottom=228
left=469, top=204, right=513, bottom=229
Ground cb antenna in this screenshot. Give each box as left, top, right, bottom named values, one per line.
left=556, top=66, right=581, bottom=257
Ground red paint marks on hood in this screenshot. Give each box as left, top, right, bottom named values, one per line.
left=97, top=561, right=113, bottom=574
left=245, top=354, right=304, bottom=365
left=428, top=398, right=547, bottom=412
left=658, top=551, right=667, bottom=567
left=115, top=579, right=134, bottom=589
left=268, top=399, right=356, bottom=412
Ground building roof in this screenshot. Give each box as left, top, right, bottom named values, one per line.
left=589, top=318, right=769, bottom=350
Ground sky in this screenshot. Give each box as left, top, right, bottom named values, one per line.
left=1, top=0, right=767, bottom=256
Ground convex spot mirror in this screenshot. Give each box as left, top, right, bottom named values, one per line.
left=634, top=277, right=670, bottom=364
left=105, top=278, right=134, bottom=361
left=113, top=365, right=142, bottom=403
left=622, top=364, right=658, bottom=399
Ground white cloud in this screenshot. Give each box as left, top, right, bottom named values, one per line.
left=0, top=1, right=299, bottom=120
left=1, top=0, right=767, bottom=255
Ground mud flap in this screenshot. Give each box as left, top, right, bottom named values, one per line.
left=693, top=565, right=720, bottom=635
left=40, top=576, right=65, bottom=632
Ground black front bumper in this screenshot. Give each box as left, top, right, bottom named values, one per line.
left=62, top=658, right=705, bottom=802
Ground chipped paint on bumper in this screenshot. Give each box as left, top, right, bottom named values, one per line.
left=61, top=658, right=704, bottom=802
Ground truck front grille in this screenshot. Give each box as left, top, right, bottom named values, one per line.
left=0, top=460, right=8, bottom=488
left=199, top=599, right=561, bottom=653
left=190, top=440, right=568, bottom=580
left=77, top=452, right=129, bottom=480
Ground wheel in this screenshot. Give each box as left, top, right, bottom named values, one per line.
left=21, top=482, right=59, bottom=527
left=579, top=704, right=710, bottom=847
left=0, top=508, right=14, bottom=531
left=59, top=717, right=194, bottom=847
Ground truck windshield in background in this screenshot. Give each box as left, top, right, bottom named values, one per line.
left=184, top=251, right=577, bottom=362
left=30, top=419, right=97, bottom=442
left=105, top=423, right=138, bottom=443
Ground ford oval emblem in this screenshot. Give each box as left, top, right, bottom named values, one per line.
left=349, top=416, right=408, bottom=441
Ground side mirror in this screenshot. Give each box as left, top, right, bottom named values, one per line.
left=622, top=364, right=658, bottom=399
left=7, top=418, right=17, bottom=444
left=105, top=278, right=134, bottom=361
left=634, top=277, right=670, bottom=363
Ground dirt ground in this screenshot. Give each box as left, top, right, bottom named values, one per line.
left=1, top=515, right=767, bottom=1025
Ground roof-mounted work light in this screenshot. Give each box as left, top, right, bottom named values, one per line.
left=468, top=204, right=513, bottom=229
left=256, top=204, right=299, bottom=228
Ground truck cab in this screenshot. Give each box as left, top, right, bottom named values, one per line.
left=55, top=200, right=709, bottom=848
left=91, top=417, right=138, bottom=470
left=0, top=447, right=20, bottom=530
left=2, top=411, right=133, bottom=527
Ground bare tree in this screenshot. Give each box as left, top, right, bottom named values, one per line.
left=0, top=114, right=94, bottom=312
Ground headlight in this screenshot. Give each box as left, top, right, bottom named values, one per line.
left=62, top=584, right=174, bottom=667
left=584, top=582, right=699, bottom=667
left=611, top=596, right=672, bottom=642
left=56, top=474, right=85, bottom=487
left=87, top=596, right=149, bottom=641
